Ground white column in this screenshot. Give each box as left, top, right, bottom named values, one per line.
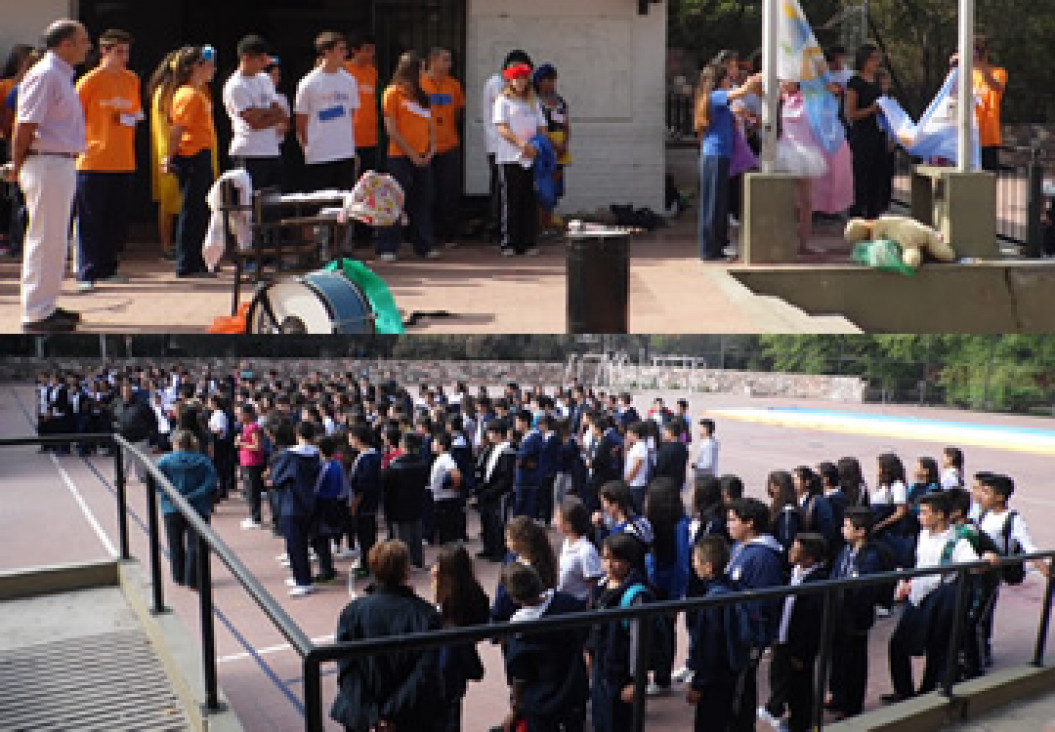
left=957, top=0, right=975, bottom=172
left=761, top=0, right=779, bottom=173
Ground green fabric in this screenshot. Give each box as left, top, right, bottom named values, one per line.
left=851, top=239, right=916, bottom=277
left=323, top=258, right=404, bottom=334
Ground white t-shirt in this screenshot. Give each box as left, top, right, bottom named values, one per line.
left=979, top=509, right=1038, bottom=555
left=492, top=94, right=546, bottom=166
left=694, top=436, right=719, bottom=475
left=559, top=536, right=604, bottom=602
left=871, top=480, right=908, bottom=506
left=482, top=73, right=505, bottom=155
left=624, top=440, right=650, bottom=487
left=224, top=71, right=281, bottom=158
left=908, top=527, right=978, bottom=606
left=940, top=467, right=962, bottom=490
left=429, top=452, right=460, bottom=501
left=294, top=67, right=360, bottom=165
left=208, top=409, right=228, bottom=439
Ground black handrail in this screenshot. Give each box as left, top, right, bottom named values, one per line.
left=5, top=433, right=1053, bottom=732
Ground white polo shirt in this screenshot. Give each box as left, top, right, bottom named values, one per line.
left=295, top=67, right=359, bottom=165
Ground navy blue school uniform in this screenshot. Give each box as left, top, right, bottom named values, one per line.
left=773, top=505, right=802, bottom=553
left=828, top=541, right=888, bottom=716
left=269, top=445, right=322, bottom=587
left=536, top=430, right=561, bottom=522
left=514, top=428, right=543, bottom=517
left=686, top=577, right=744, bottom=732
left=347, top=447, right=383, bottom=560
left=587, top=569, right=652, bottom=732
left=585, top=428, right=623, bottom=513
left=801, top=492, right=837, bottom=549
left=505, top=591, right=589, bottom=731
left=725, top=534, right=786, bottom=731
left=825, top=490, right=849, bottom=558
left=765, top=564, right=830, bottom=732
left=439, top=642, right=484, bottom=732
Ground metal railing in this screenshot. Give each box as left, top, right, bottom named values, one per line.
left=892, top=146, right=1049, bottom=256
left=5, top=432, right=1054, bottom=731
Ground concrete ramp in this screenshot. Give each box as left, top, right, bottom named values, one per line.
left=0, top=587, right=188, bottom=730
left=729, top=260, right=1055, bottom=333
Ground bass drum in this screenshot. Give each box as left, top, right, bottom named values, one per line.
left=246, top=270, right=376, bottom=335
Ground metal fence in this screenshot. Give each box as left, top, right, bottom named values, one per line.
left=4, top=433, right=1054, bottom=731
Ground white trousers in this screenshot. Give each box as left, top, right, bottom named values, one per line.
left=20, top=155, right=76, bottom=323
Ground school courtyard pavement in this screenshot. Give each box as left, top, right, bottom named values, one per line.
left=2, top=384, right=1053, bottom=731
left=0, top=216, right=860, bottom=334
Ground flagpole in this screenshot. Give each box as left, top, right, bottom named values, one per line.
left=957, top=0, right=974, bottom=172
left=762, top=0, right=779, bottom=173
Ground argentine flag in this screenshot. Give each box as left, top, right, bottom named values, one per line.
left=876, top=69, right=981, bottom=168
left=776, top=0, right=846, bottom=154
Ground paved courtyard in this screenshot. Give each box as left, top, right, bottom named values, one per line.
left=2, top=382, right=1053, bottom=731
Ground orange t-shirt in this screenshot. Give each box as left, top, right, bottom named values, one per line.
left=76, top=67, right=142, bottom=172
left=170, top=85, right=216, bottom=157
left=973, top=66, right=1007, bottom=148
left=382, top=85, right=431, bottom=158
left=345, top=61, right=378, bottom=148
left=419, top=73, right=464, bottom=153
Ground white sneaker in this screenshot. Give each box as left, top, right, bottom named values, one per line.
left=425, top=249, right=440, bottom=259
left=672, top=666, right=694, bottom=684
left=378, top=253, right=397, bottom=262
left=500, top=247, right=516, bottom=257
left=349, top=558, right=363, bottom=571
left=76, top=281, right=95, bottom=293
left=334, top=548, right=359, bottom=560
left=284, top=578, right=299, bottom=587
left=757, top=705, right=783, bottom=729
left=645, top=682, right=670, bottom=697
left=722, top=245, right=738, bottom=258
left=875, top=605, right=892, bottom=618
left=240, top=518, right=261, bottom=530
left=288, top=585, right=315, bottom=597
left=278, top=554, right=291, bottom=567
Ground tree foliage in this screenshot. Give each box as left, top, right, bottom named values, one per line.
left=669, top=0, right=1055, bottom=122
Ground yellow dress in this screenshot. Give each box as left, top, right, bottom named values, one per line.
left=150, top=87, right=219, bottom=218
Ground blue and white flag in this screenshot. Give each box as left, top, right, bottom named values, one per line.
left=876, top=69, right=980, bottom=168
left=776, top=0, right=845, bottom=154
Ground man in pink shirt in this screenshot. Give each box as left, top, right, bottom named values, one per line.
left=7, top=20, right=92, bottom=332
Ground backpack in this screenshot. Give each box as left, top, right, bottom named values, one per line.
left=985, top=510, right=1027, bottom=585
left=343, top=171, right=405, bottom=227
left=618, top=583, right=672, bottom=672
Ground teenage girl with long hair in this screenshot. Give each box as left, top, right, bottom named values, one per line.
left=379, top=50, right=437, bottom=261
left=161, top=46, right=217, bottom=278
left=431, top=543, right=489, bottom=731
left=767, top=469, right=801, bottom=551
left=693, top=63, right=761, bottom=260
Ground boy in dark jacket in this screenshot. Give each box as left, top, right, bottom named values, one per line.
left=475, top=419, right=516, bottom=561
left=685, top=535, right=749, bottom=732
left=504, top=562, right=588, bottom=731
left=331, top=540, right=444, bottom=731
left=760, top=533, right=830, bottom=732
left=347, top=424, right=382, bottom=579
left=381, top=432, right=430, bottom=569
left=269, top=421, right=322, bottom=596
left=827, top=507, right=888, bottom=719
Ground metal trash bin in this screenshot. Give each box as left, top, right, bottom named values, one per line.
left=566, top=228, right=630, bottom=334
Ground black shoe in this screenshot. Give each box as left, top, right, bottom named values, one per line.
left=313, top=572, right=338, bottom=584
left=881, top=693, right=911, bottom=704
left=23, top=310, right=77, bottom=332
left=53, top=307, right=81, bottom=323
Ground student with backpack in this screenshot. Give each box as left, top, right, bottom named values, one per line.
left=885, top=492, right=980, bottom=701
left=826, top=507, right=888, bottom=719
left=588, top=532, right=655, bottom=732
left=974, top=474, right=1049, bottom=666
left=758, top=533, right=830, bottom=732
left=591, top=481, right=654, bottom=571
left=684, top=535, right=753, bottom=731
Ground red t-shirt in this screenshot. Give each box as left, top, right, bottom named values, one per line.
left=238, top=421, right=265, bottom=467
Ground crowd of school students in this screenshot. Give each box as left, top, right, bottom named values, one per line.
left=33, top=364, right=1047, bottom=731
left=3, top=18, right=573, bottom=332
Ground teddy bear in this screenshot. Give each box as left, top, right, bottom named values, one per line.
left=844, top=215, right=957, bottom=269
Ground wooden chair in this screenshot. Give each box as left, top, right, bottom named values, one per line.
left=219, top=181, right=319, bottom=315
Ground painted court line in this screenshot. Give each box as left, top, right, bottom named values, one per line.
left=218, top=634, right=334, bottom=664
left=49, top=453, right=119, bottom=559
left=708, top=407, right=1055, bottom=455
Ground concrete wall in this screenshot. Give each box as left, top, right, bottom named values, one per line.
left=0, top=1, right=73, bottom=56
left=465, top=0, right=666, bottom=213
